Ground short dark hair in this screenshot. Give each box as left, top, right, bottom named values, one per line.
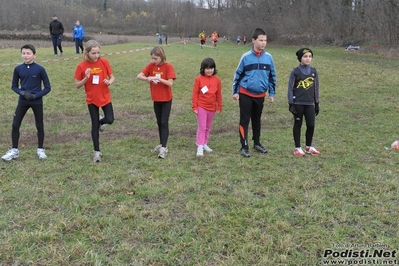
left=21, top=44, right=36, bottom=54
left=200, top=57, right=217, bottom=75
left=251, top=28, right=266, bottom=40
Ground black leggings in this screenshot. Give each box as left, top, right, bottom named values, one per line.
left=11, top=103, right=44, bottom=148
left=88, top=103, right=114, bottom=151
left=153, top=100, right=172, bottom=147
left=292, top=104, right=315, bottom=148
left=238, top=93, right=264, bottom=148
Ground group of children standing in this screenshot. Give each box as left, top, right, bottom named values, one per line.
left=1, top=27, right=320, bottom=162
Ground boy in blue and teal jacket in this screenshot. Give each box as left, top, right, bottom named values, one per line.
left=232, top=27, right=276, bottom=158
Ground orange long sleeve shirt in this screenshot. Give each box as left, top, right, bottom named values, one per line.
left=192, top=75, right=222, bottom=112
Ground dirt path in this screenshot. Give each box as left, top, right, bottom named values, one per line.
left=0, top=31, right=184, bottom=49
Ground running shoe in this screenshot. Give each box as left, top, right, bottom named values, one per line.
left=196, top=146, right=204, bottom=157
left=203, top=144, right=213, bottom=152
left=294, top=147, right=306, bottom=157
left=254, top=144, right=268, bottom=153
left=158, top=147, right=168, bottom=159
left=37, top=148, right=47, bottom=159
left=93, top=151, right=102, bottom=162
left=2, top=148, right=19, bottom=161
left=99, top=115, right=106, bottom=132
left=240, top=148, right=250, bottom=158
left=152, top=144, right=162, bottom=153
left=305, top=146, right=320, bottom=155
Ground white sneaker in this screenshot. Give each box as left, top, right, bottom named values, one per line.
left=99, top=115, right=106, bottom=132
left=158, top=147, right=168, bottom=159
left=306, top=146, right=321, bottom=155
left=37, top=148, right=47, bottom=159
left=93, top=151, right=102, bottom=162
left=294, top=147, right=306, bottom=157
left=152, top=144, right=162, bottom=153
left=203, top=144, right=213, bottom=152
left=2, top=148, right=19, bottom=161
left=196, top=145, right=204, bottom=157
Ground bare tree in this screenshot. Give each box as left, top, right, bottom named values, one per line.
left=2, top=0, right=399, bottom=47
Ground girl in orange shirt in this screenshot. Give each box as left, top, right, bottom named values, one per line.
left=137, top=46, right=176, bottom=159
left=74, top=40, right=115, bottom=162
left=192, top=58, right=222, bottom=157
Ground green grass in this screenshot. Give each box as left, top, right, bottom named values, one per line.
left=0, top=40, right=398, bottom=265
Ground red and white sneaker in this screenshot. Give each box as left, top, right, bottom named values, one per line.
left=305, top=146, right=320, bottom=155
left=294, top=147, right=305, bottom=157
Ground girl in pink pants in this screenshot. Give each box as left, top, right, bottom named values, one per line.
left=191, top=58, right=223, bottom=156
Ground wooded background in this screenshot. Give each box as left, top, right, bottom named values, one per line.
left=1, top=0, right=399, bottom=47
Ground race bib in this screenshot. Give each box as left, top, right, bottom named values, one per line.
left=92, top=75, right=100, bottom=84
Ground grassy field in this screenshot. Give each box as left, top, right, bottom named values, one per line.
left=0, top=38, right=398, bottom=265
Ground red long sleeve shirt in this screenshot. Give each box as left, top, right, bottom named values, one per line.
left=192, top=75, right=222, bottom=112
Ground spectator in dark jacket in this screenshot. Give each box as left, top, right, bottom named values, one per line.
left=49, top=14, right=64, bottom=57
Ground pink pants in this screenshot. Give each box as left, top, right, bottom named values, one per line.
left=196, top=106, right=215, bottom=146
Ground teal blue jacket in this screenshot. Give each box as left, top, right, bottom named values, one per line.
left=232, top=47, right=276, bottom=97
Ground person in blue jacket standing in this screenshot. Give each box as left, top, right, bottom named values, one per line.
left=157, top=33, right=162, bottom=45
left=73, top=20, right=85, bottom=54
left=1, top=44, right=51, bottom=161
left=232, top=28, right=276, bottom=158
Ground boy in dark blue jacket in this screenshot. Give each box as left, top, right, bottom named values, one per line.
left=232, top=28, right=276, bottom=157
left=2, top=44, right=51, bottom=161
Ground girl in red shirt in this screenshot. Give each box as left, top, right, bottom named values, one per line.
left=137, top=46, right=176, bottom=159
left=192, top=58, right=223, bottom=157
left=74, top=40, right=115, bottom=162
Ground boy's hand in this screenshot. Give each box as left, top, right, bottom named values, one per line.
left=232, top=94, right=239, bottom=101
left=21, top=92, right=35, bottom=100
left=25, top=92, right=36, bottom=100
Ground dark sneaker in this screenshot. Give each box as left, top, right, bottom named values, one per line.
left=254, top=144, right=268, bottom=153
left=240, top=148, right=250, bottom=157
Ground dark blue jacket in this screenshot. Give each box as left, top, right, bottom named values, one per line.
left=12, top=62, right=51, bottom=105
